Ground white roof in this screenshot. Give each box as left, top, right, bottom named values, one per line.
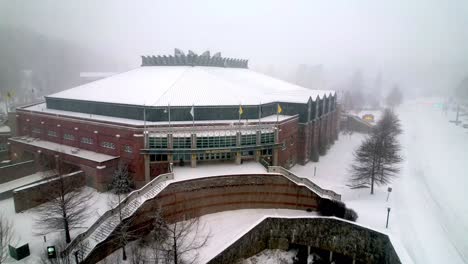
left=0, top=125, right=10, bottom=133
left=48, top=66, right=335, bottom=107
left=9, top=137, right=118, bottom=163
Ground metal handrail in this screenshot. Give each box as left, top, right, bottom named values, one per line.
left=63, top=172, right=174, bottom=257
left=268, top=166, right=341, bottom=200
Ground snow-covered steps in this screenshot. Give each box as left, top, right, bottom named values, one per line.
left=63, top=173, right=174, bottom=263
left=268, top=166, right=341, bottom=200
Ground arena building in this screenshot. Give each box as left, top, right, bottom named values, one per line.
left=9, top=50, right=339, bottom=190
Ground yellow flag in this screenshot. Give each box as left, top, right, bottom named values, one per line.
left=239, top=105, right=243, bottom=115
left=277, top=104, right=282, bottom=114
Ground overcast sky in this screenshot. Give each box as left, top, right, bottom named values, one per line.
left=1, top=0, right=468, bottom=93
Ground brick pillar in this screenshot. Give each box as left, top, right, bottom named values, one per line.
left=191, top=133, right=197, bottom=168
left=144, top=154, right=150, bottom=183
left=168, top=134, right=173, bottom=164
left=272, top=128, right=279, bottom=166
left=235, top=131, right=241, bottom=165
left=255, top=130, right=261, bottom=162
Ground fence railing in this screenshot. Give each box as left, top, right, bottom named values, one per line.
left=268, top=166, right=341, bottom=201
left=63, top=172, right=174, bottom=258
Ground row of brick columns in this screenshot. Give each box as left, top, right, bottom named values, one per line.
left=143, top=129, right=279, bottom=183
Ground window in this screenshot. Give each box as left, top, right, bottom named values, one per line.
left=47, top=130, right=58, bottom=137
left=150, top=154, right=168, bottom=161
left=0, top=144, right=7, bottom=151
left=197, top=152, right=232, bottom=161
left=101, top=141, right=116, bottom=149
left=261, top=149, right=273, bottom=155
left=241, top=134, right=257, bottom=146
left=124, top=145, right=133, bottom=153
left=149, top=137, right=168, bottom=149
left=63, top=133, right=75, bottom=141
left=196, top=136, right=236, bottom=149
left=173, top=137, right=191, bottom=149
left=81, top=137, right=94, bottom=145
left=261, top=133, right=275, bottom=144
left=32, top=128, right=41, bottom=134
left=174, top=153, right=191, bottom=161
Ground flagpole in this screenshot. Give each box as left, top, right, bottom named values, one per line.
left=143, top=104, right=147, bottom=132
left=276, top=103, right=279, bottom=124
left=192, top=104, right=195, bottom=128
left=168, top=103, right=171, bottom=128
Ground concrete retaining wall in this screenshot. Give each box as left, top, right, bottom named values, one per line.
left=208, top=217, right=402, bottom=264
left=0, top=160, right=36, bottom=184
left=13, top=171, right=85, bottom=213
left=82, top=173, right=321, bottom=264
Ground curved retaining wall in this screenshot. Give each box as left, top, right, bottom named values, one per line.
left=208, top=217, right=401, bottom=264
left=83, top=173, right=321, bottom=263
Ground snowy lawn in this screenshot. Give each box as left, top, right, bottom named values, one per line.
left=241, top=249, right=298, bottom=264
left=173, top=160, right=266, bottom=181
left=98, top=209, right=316, bottom=264
left=0, top=187, right=115, bottom=263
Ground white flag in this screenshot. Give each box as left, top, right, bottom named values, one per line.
left=189, top=106, right=194, bottom=118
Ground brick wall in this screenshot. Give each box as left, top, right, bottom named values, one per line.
left=278, top=118, right=299, bottom=168
left=16, top=111, right=145, bottom=181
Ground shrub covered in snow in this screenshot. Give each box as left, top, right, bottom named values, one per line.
left=318, top=199, right=346, bottom=218
left=344, top=208, right=359, bottom=222
left=318, top=199, right=358, bottom=222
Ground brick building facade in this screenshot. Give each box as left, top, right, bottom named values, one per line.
left=8, top=52, right=340, bottom=191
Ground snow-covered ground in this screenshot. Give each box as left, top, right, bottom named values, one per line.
left=391, top=99, right=468, bottom=264
left=241, top=249, right=298, bottom=264
left=5, top=98, right=468, bottom=263
left=173, top=161, right=266, bottom=181
left=0, top=187, right=115, bottom=263
left=292, top=99, right=468, bottom=264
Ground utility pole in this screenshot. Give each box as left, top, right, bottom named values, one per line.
left=386, top=207, right=391, bottom=228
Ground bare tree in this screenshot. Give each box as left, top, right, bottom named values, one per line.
left=34, top=158, right=94, bottom=243
left=149, top=210, right=210, bottom=264
left=349, top=109, right=403, bottom=194
left=0, top=214, right=15, bottom=264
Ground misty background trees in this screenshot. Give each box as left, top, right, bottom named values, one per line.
left=0, top=26, right=121, bottom=111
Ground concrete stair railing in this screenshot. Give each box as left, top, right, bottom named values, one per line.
left=268, top=166, right=341, bottom=201
left=63, top=172, right=174, bottom=262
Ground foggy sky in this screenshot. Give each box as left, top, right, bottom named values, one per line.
left=1, top=0, right=468, bottom=94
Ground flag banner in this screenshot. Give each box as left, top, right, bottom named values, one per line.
left=190, top=106, right=194, bottom=118
left=239, top=105, right=244, bottom=115
left=277, top=104, right=282, bottom=114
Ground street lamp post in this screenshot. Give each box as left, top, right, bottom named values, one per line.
left=386, top=187, right=393, bottom=201
left=386, top=207, right=391, bottom=228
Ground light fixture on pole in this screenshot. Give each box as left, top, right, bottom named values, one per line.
left=387, top=187, right=393, bottom=201
left=386, top=207, right=391, bottom=228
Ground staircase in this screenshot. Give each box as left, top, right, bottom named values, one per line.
left=64, top=173, right=173, bottom=263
